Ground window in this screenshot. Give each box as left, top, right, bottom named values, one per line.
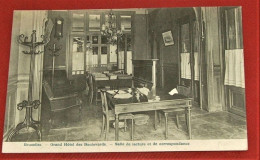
left=72, top=13, right=85, bottom=32
left=92, top=35, right=99, bottom=44
left=89, top=15, right=101, bottom=31
left=120, top=15, right=131, bottom=31
left=69, top=11, right=133, bottom=75
left=224, top=7, right=243, bottom=49
left=181, top=23, right=190, bottom=53
left=71, top=36, right=85, bottom=75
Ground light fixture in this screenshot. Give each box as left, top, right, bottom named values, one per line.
left=101, top=10, right=124, bottom=45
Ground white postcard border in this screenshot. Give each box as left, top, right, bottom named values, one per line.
left=2, top=139, right=248, bottom=153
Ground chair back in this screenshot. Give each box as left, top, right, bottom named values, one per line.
left=100, top=90, right=109, bottom=115
left=43, top=81, right=54, bottom=99
left=177, top=85, right=192, bottom=97
left=88, top=74, right=93, bottom=90
left=110, top=80, right=118, bottom=90
left=72, top=74, right=86, bottom=92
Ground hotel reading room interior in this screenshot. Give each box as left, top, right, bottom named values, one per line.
left=4, top=7, right=247, bottom=142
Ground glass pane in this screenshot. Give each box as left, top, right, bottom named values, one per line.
left=72, top=37, right=84, bottom=74
left=121, top=15, right=131, bottom=31
left=225, top=7, right=243, bottom=49
left=72, top=52, right=84, bottom=71
left=236, top=8, right=243, bottom=48
left=101, top=46, right=107, bottom=54
left=101, top=55, right=107, bottom=64
left=86, top=35, right=90, bottom=41
left=118, top=51, right=124, bottom=70
left=181, top=23, right=190, bottom=53
left=101, top=35, right=108, bottom=44
left=193, top=21, right=198, bottom=52
left=110, top=45, right=117, bottom=63
left=89, top=14, right=100, bottom=31
left=73, top=37, right=84, bottom=52
left=72, top=13, right=84, bottom=32
left=92, top=55, right=98, bottom=66
left=127, top=36, right=132, bottom=51
left=105, top=14, right=116, bottom=28
left=226, top=9, right=236, bottom=49
left=93, top=47, right=98, bottom=55
left=92, top=36, right=99, bottom=44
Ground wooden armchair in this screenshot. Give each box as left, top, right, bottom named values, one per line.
left=100, top=90, right=134, bottom=141
left=43, top=81, right=82, bottom=126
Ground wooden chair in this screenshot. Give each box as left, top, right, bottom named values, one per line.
left=87, top=74, right=94, bottom=104
left=100, top=90, right=134, bottom=140
left=158, top=85, right=191, bottom=139
left=43, top=81, right=82, bottom=127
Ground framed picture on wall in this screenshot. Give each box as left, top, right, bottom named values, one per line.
left=162, top=30, right=174, bottom=46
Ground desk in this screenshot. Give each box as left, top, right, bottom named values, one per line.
left=106, top=90, right=192, bottom=141
left=91, top=73, right=132, bottom=104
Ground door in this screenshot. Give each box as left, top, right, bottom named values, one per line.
left=69, top=35, right=86, bottom=78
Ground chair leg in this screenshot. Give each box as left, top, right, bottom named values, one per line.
left=165, top=113, right=168, bottom=140
left=159, top=112, right=162, bottom=126
left=100, top=115, right=105, bottom=137
left=185, top=113, right=189, bottom=131
left=131, top=119, right=134, bottom=141
left=124, top=119, right=127, bottom=132
left=105, top=119, right=109, bottom=141
left=154, top=110, right=157, bottom=130
left=176, top=115, right=180, bottom=129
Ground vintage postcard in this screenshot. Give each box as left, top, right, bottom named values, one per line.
left=2, top=7, right=247, bottom=153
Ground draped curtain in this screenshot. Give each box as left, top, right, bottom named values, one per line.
left=32, top=11, right=48, bottom=120
left=181, top=52, right=199, bottom=80
left=224, top=49, right=245, bottom=88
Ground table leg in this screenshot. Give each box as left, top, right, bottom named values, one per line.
left=187, top=107, right=192, bottom=139
left=115, top=114, right=119, bottom=141
left=95, top=86, right=98, bottom=105
left=165, top=113, right=168, bottom=139
left=154, top=110, right=157, bottom=130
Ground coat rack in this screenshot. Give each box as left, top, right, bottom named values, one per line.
left=7, top=30, right=48, bottom=141
left=47, top=43, right=62, bottom=89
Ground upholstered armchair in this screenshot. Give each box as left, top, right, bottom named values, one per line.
left=43, top=69, right=74, bottom=96
left=42, top=80, right=82, bottom=126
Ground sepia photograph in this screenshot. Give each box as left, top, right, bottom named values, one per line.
left=2, top=7, right=248, bottom=153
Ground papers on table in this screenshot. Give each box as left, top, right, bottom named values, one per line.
left=137, top=87, right=150, bottom=96
left=113, top=93, right=132, bottom=99
left=107, top=90, right=128, bottom=95
left=92, top=73, right=109, bottom=80
left=107, top=89, right=132, bottom=99
left=169, top=88, right=178, bottom=95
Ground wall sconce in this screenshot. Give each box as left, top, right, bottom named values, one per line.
left=54, top=16, right=64, bottom=40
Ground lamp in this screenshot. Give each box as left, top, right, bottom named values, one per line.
left=101, top=10, right=124, bottom=45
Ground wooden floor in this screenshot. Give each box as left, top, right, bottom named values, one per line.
left=11, top=94, right=247, bottom=142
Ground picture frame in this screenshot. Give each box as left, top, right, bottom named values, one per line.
left=162, top=30, right=174, bottom=46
